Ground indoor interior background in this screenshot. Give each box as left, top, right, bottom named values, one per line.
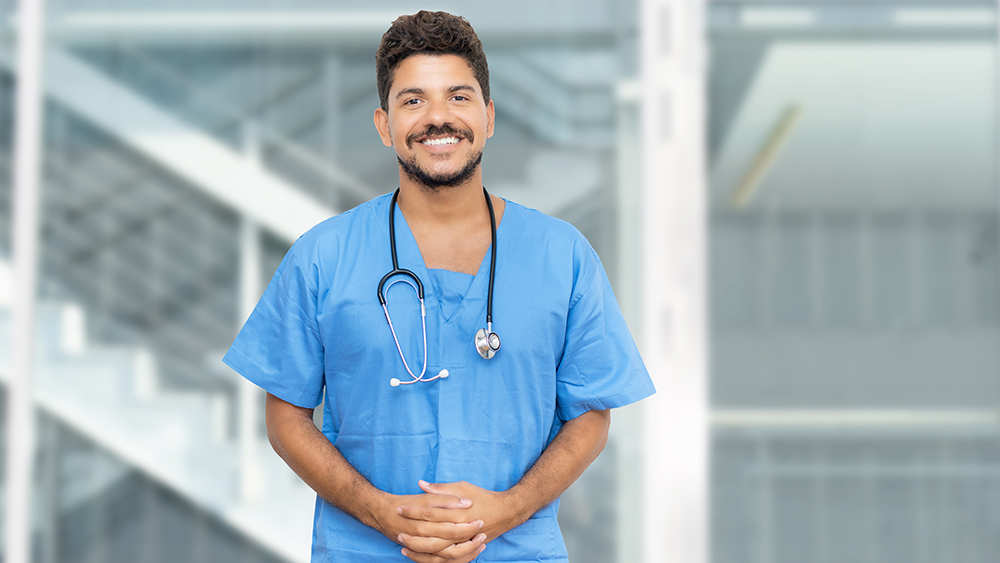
left=1, top=1, right=998, bottom=562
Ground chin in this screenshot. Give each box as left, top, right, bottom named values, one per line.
left=398, top=150, right=483, bottom=190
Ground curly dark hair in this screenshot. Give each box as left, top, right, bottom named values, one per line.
left=375, top=11, right=489, bottom=112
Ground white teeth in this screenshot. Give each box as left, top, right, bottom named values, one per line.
left=422, top=137, right=460, bottom=146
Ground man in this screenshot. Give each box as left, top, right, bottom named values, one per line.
left=224, top=10, right=654, bottom=563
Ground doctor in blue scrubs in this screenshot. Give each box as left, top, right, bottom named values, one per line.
left=224, top=10, right=655, bottom=563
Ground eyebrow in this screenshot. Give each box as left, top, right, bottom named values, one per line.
left=394, top=85, right=477, bottom=100
left=395, top=88, right=423, bottom=100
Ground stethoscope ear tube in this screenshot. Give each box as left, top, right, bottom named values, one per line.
left=377, top=189, right=424, bottom=304
left=382, top=187, right=501, bottom=387
left=378, top=268, right=424, bottom=304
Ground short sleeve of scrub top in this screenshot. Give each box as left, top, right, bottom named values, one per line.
left=223, top=228, right=328, bottom=409
left=554, top=242, right=652, bottom=422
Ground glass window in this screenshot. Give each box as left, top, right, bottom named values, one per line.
left=710, top=3, right=1000, bottom=562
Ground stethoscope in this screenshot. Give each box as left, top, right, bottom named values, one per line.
left=377, top=188, right=501, bottom=387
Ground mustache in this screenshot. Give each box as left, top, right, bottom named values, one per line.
left=405, top=124, right=474, bottom=148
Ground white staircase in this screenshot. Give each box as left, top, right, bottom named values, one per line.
left=0, top=261, right=314, bottom=563
left=0, top=47, right=338, bottom=241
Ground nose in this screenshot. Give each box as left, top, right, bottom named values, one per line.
left=424, top=97, right=452, bottom=126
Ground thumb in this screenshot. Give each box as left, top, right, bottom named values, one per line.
left=419, top=480, right=443, bottom=494
left=419, top=480, right=472, bottom=506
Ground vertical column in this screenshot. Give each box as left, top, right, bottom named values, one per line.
left=859, top=213, right=875, bottom=325
left=996, top=0, right=1000, bottom=331
left=239, top=122, right=264, bottom=504
left=639, top=1, right=708, bottom=563
left=809, top=213, right=825, bottom=326
left=813, top=448, right=829, bottom=563
left=324, top=54, right=342, bottom=207
left=7, top=1, right=46, bottom=562
left=755, top=439, right=773, bottom=563
left=614, top=79, right=644, bottom=563
left=39, top=421, right=59, bottom=563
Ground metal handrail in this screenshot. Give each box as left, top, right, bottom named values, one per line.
left=0, top=155, right=239, bottom=389
left=113, top=45, right=372, bottom=200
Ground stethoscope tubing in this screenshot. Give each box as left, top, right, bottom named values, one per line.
left=380, top=277, right=427, bottom=383
left=485, top=187, right=497, bottom=329
left=378, top=188, right=499, bottom=385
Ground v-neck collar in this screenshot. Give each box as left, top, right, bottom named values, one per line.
left=391, top=197, right=509, bottom=324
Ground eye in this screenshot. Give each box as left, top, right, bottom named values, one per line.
left=452, top=95, right=468, bottom=102
left=404, top=98, right=421, bottom=105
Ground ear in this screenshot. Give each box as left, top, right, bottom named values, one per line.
left=373, top=108, right=392, bottom=147
left=485, top=99, right=495, bottom=139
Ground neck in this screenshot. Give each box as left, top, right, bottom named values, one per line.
left=396, top=175, right=487, bottom=226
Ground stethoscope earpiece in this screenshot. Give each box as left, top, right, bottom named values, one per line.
left=389, top=369, right=448, bottom=388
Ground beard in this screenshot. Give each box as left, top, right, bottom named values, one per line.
left=397, top=149, right=483, bottom=190
left=398, top=123, right=481, bottom=190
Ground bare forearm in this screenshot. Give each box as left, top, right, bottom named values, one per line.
left=504, top=409, right=611, bottom=524
left=264, top=393, right=385, bottom=529
left=388, top=409, right=611, bottom=561
left=265, top=393, right=481, bottom=553
left=413, top=409, right=611, bottom=543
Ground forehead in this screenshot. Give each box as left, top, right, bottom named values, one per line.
left=390, top=53, right=480, bottom=94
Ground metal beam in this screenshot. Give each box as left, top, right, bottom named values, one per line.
left=2, top=10, right=622, bottom=48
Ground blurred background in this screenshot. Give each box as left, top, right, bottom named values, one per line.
left=1, top=0, right=998, bottom=562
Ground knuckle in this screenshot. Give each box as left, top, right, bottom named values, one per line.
left=439, top=545, right=468, bottom=559
left=407, top=552, right=434, bottom=563
left=416, top=537, right=444, bottom=552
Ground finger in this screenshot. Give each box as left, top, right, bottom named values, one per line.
left=399, top=531, right=485, bottom=556
left=420, top=481, right=472, bottom=506
left=402, top=543, right=486, bottom=563
left=419, top=480, right=469, bottom=498
left=397, top=533, right=454, bottom=554
left=446, top=543, right=486, bottom=563
left=433, top=533, right=487, bottom=560
left=401, top=547, right=447, bottom=563
left=401, top=495, right=472, bottom=510
left=398, top=520, right=483, bottom=542
left=398, top=503, right=477, bottom=523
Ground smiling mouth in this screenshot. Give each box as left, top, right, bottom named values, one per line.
left=421, top=136, right=460, bottom=146
left=407, top=125, right=473, bottom=149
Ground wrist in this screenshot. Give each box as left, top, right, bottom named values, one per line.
left=362, top=490, right=397, bottom=536
left=496, top=487, right=534, bottom=532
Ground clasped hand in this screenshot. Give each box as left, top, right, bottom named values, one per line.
left=379, top=480, right=514, bottom=563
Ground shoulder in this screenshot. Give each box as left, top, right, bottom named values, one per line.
left=501, top=198, right=603, bottom=296
left=504, top=199, right=600, bottom=267
left=268, top=193, right=390, bottom=294
left=502, top=199, right=593, bottom=252
left=284, top=193, right=390, bottom=260
left=296, top=193, right=388, bottom=247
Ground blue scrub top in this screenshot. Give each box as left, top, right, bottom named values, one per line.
left=224, top=194, right=655, bottom=562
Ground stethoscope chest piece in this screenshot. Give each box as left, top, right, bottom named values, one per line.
left=475, top=327, right=501, bottom=359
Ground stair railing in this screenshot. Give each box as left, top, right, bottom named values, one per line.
left=114, top=45, right=372, bottom=205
